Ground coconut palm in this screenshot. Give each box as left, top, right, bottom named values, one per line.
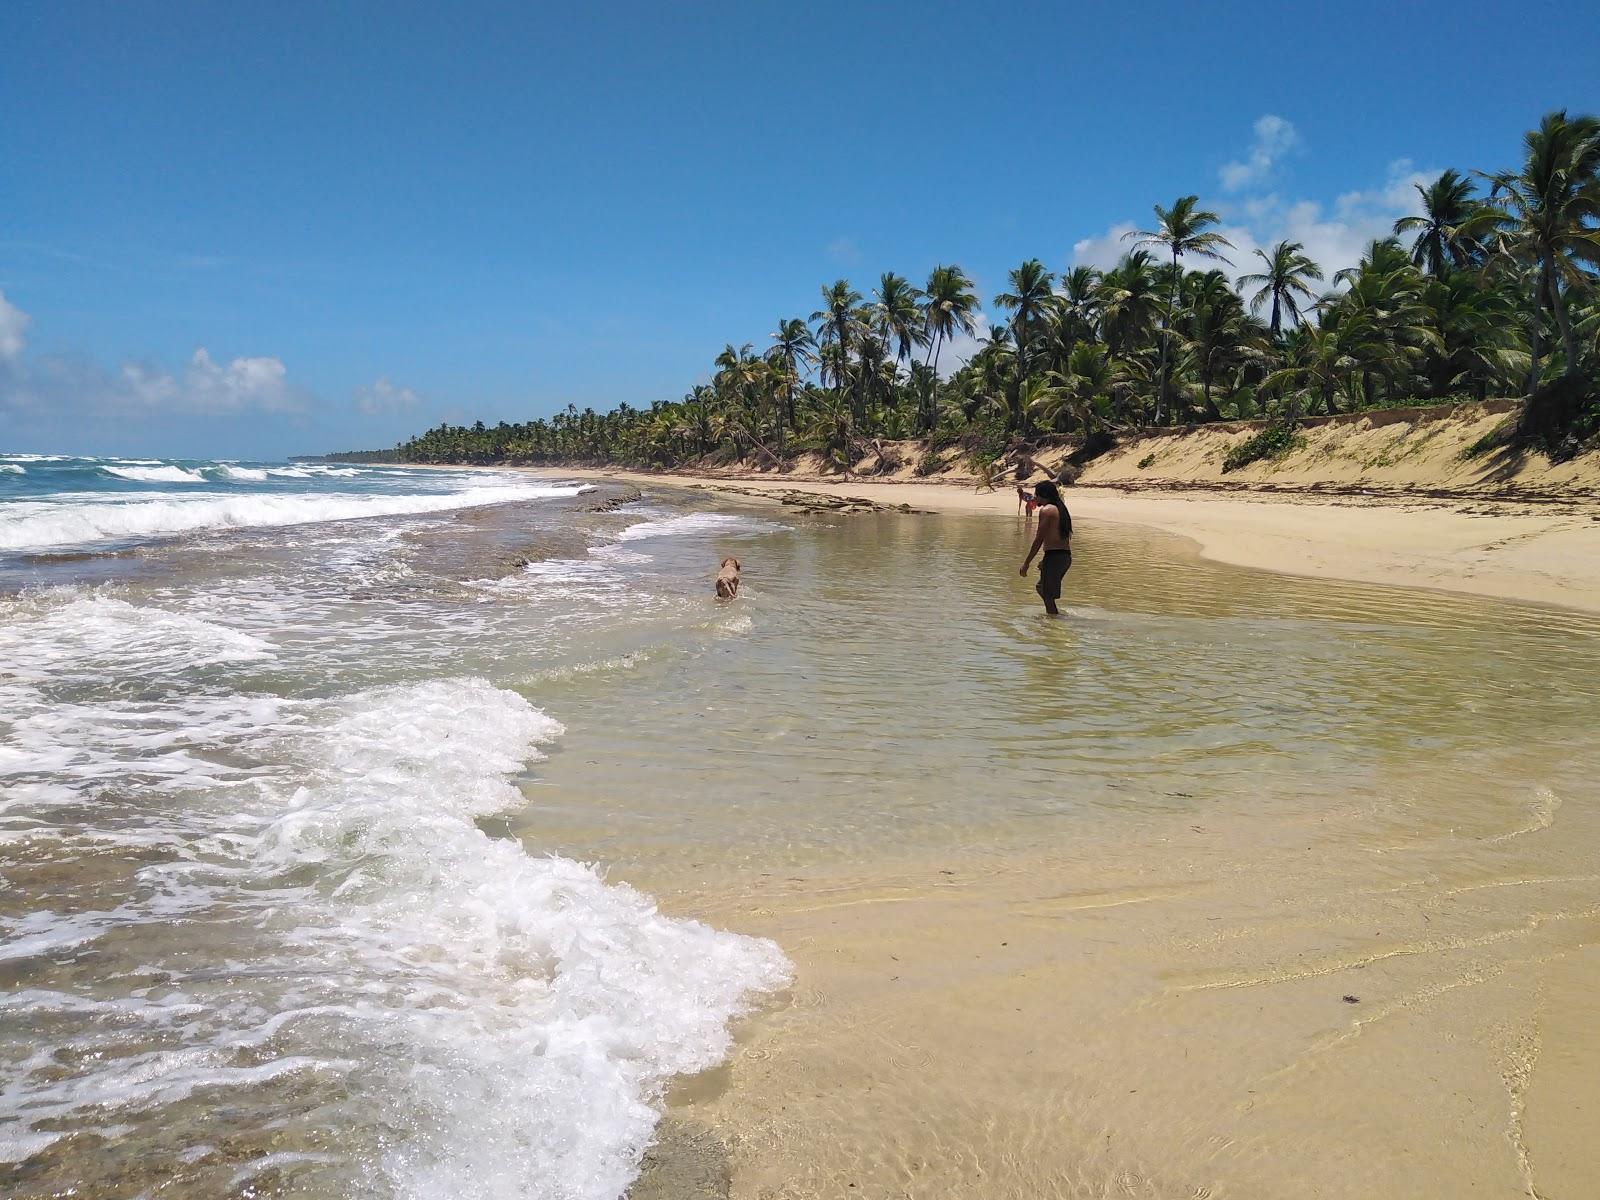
left=920, top=264, right=980, bottom=433
left=1098, top=251, right=1162, bottom=360
left=1237, top=240, right=1324, bottom=335
left=1421, top=272, right=1527, bottom=400
left=811, top=280, right=864, bottom=408
left=1126, top=196, right=1234, bottom=422
left=767, top=317, right=816, bottom=441
left=1182, top=272, right=1265, bottom=420
left=1046, top=266, right=1102, bottom=364
left=992, top=259, right=1056, bottom=431
left=872, top=272, right=926, bottom=367
left=1395, top=169, right=1484, bottom=276
left=1033, top=343, right=1114, bottom=434
left=1467, top=109, right=1600, bottom=389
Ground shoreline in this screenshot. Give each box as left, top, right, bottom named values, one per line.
left=441, top=462, right=1600, bottom=615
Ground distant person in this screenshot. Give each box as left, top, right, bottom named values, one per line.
left=1016, top=486, right=1037, bottom=517
left=1018, top=480, right=1072, bottom=616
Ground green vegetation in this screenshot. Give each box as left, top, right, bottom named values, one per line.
left=1222, top=422, right=1305, bottom=473
left=378, top=111, right=1600, bottom=471
left=1136, top=453, right=1157, bottom=470
left=1460, top=420, right=1515, bottom=460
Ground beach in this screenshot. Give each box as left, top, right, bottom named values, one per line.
left=545, top=466, right=1600, bottom=615
left=3, top=456, right=1598, bottom=1199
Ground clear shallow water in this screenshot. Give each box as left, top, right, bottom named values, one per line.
left=4, top=458, right=1600, bottom=1199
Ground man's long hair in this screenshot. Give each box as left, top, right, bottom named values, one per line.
left=1032, top=480, right=1071, bottom=537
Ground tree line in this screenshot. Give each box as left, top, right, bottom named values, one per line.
left=373, top=110, right=1600, bottom=473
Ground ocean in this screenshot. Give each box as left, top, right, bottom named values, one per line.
left=0, top=453, right=791, bottom=1199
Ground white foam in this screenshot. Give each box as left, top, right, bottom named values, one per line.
left=0, top=592, right=275, bottom=683
left=0, top=464, right=22, bottom=475
left=0, top=590, right=790, bottom=1195
left=103, top=465, right=208, bottom=484
left=0, top=483, right=593, bottom=553
left=268, top=465, right=362, bottom=478
left=266, top=678, right=791, bottom=1199
left=215, top=465, right=269, bottom=482
left=615, top=511, right=777, bottom=543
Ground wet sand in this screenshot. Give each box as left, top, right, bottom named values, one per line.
left=557, top=468, right=1600, bottom=616
left=503, top=502, right=1600, bottom=1200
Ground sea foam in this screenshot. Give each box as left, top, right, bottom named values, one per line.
left=103, top=465, right=209, bottom=483
left=0, top=482, right=592, bottom=553
left=0, top=591, right=790, bottom=1197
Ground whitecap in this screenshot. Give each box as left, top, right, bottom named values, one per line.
left=0, top=483, right=592, bottom=554
left=103, top=465, right=208, bottom=484
left=0, top=661, right=790, bottom=1197
left=615, top=511, right=779, bottom=543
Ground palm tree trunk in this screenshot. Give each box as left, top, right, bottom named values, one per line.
left=1548, top=272, right=1582, bottom=379
left=1270, top=292, right=1281, bottom=337
left=924, top=330, right=945, bottom=435
left=1528, top=265, right=1548, bottom=396
left=1157, top=250, right=1177, bottom=425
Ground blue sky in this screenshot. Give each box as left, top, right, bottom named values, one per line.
left=3, top=1, right=1597, bottom=459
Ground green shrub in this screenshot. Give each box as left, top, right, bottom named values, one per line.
left=915, top=449, right=944, bottom=476
left=1222, top=421, right=1304, bottom=473
left=1136, top=453, right=1156, bottom=470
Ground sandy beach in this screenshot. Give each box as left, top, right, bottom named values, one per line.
left=468, top=486, right=1598, bottom=1200
left=547, top=466, right=1600, bottom=615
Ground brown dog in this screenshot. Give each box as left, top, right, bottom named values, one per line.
left=714, top=556, right=741, bottom=599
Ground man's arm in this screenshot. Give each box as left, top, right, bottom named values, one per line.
left=1019, top=508, right=1054, bottom=575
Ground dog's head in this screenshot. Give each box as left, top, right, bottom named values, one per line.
left=720, top=557, right=741, bottom=571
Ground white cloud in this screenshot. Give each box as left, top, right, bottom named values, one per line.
left=0, top=289, right=31, bottom=361
left=2, top=345, right=308, bottom=422
left=1070, top=119, right=1432, bottom=299
left=934, top=310, right=990, bottom=378
left=1071, top=223, right=1140, bottom=272
left=354, top=376, right=421, bottom=416
left=118, top=348, right=300, bottom=414
left=1219, top=114, right=1298, bottom=192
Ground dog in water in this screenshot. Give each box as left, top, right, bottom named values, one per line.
left=714, top=556, right=742, bottom=600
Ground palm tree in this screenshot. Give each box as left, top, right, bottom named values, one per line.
left=920, top=264, right=979, bottom=433
left=1043, top=267, right=1107, bottom=371
left=811, top=280, right=863, bottom=409
left=767, top=317, right=815, bottom=439
left=1237, top=240, right=1323, bottom=335
left=1126, top=195, right=1234, bottom=422
left=1320, top=239, right=1438, bottom=410
left=993, top=259, right=1056, bottom=432
left=1395, top=169, right=1484, bottom=276
left=872, top=272, right=926, bottom=367
left=1098, top=251, right=1162, bottom=360
left=1421, top=272, right=1527, bottom=400
left=1467, top=109, right=1600, bottom=390
left=1034, top=344, right=1114, bottom=434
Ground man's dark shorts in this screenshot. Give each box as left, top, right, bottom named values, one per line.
left=1037, top=548, right=1072, bottom=602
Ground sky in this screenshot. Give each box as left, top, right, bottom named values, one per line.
left=3, top=1, right=1598, bottom=459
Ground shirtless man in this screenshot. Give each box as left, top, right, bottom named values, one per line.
left=1018, top=480, right=1072, bottom=615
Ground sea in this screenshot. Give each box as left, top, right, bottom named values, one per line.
left=0, top=453, right=791, bottom=1200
